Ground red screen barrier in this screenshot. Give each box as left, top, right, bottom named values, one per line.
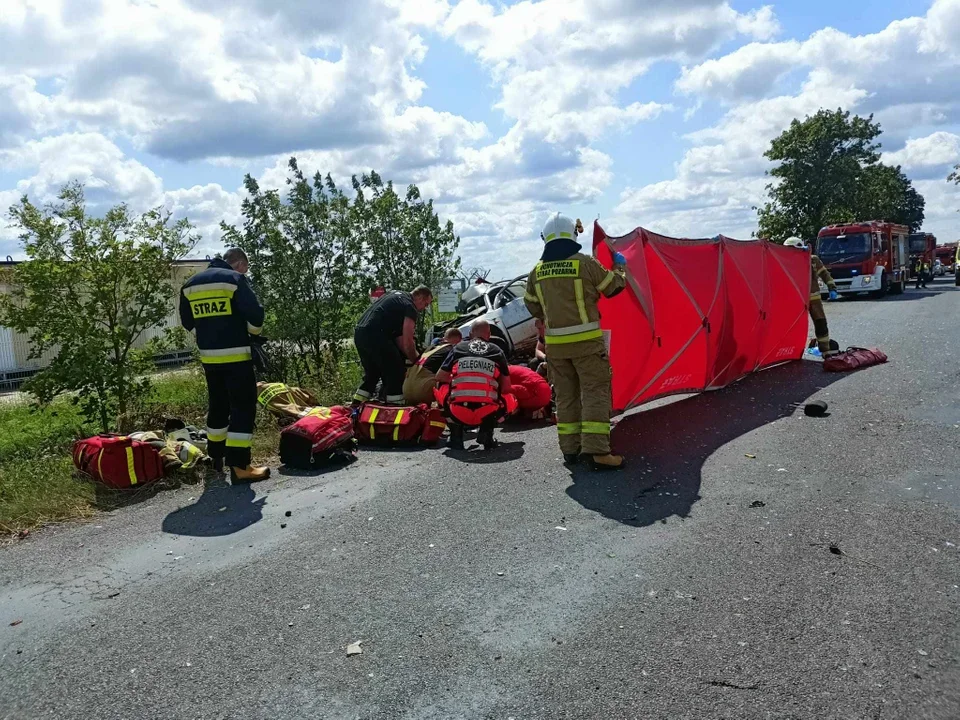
left=593, top=224, right=810, bottom=414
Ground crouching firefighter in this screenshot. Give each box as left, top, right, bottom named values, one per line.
left=179, top=248, right=270, bottom=484
left=524, top=213, right=627, bottom=470
left=434, top=320, right=517, bottom=450
left=784, top=237, right=839, bottom=358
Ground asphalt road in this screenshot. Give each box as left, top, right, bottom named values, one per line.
left=2, top=282, right=959, bottom=720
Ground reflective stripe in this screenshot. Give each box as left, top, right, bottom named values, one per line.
left=384, top=395, right=405, bottom=405
left=535, top=283, right=546, bottom=314
left=183, top=283, right=237, bottom=298
left=524, top=292, right=539, bottom=304
left=453, top=368, right=496, bottom=381
left=258, top=383, right=292, bottom=406
left=199, top=346, right=251, bottom=364
left=368, top=408, right=379, bottom=439
left=207, top=427, right=228, bottom=442
left=393, top=410, right=405, bottom=441
left=543, top=231, right=574, bottom=242
left=581, top=421, right=610, bottom=435
left=226, top=432, right=253, bottom=448
left=430, top=421, right=446, bottom=428
left=574, top=279, right=589, bottom=324
left=126, top=446, right=138, bottom=486
left=545, top=321, right=601, bottom=337
left=247, top=322, right=263, bottom=335
left=544, top=329, right=604, bottom=345
left=354, top=389, right=372, bottom=399
left=557, top=422, right=582, bottom=436
left=816, top=334, right=830, bottom=342
left=597, top=271, right=616, bottom=293
left=810, top=293, right=822, bottom=301
left=451, top=389, right=498, bottom=400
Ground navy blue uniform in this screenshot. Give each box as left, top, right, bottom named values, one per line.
left=354, top=291, right=418, bottom=405
left=180, top=259, right=264, bottom=468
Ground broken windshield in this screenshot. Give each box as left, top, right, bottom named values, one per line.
left=817, top=233, right=872, bottom=263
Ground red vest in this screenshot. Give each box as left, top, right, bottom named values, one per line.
left=436, top=355, right=501, bottom=426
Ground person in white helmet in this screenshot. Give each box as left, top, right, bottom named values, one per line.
left=784, top=237, right=839, bottom=357
left=523, top=213, right=627, bottom=470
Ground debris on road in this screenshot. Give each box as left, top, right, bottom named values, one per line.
left=10, top=620, right=22, bottom=627
left=346, top=641, right=363, bottom=656
left=745, top=454, right=756, bottom=459
left=777, top=468, right=787, bottom=472
left=918, top=650, right=929, bottom=656
left=750, top=501, right=766, bottom=508
left=281, top=524, right=287, bottom=529
left=17, top=529, right=29, bottom=540
left=496, top=572, right=505, bottom=576
left=554, top=526, right=567, bottom=531
left=285, top=511, right=292, bottom=517
left=804, top=401, right=829, bottom=417
left=300, top=604, right=311, bottom=611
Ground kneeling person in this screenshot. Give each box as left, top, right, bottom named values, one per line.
left=403, top=328, right=461, bottom=405
left=435, top=320, right=515, bottom=450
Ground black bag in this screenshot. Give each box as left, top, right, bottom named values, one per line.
left=250, top=335, right=270, bottom=376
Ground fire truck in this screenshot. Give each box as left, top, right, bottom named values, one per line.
left=815, top=221, right=910, bottom=297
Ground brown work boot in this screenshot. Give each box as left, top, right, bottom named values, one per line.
left=230, top=465, right=271, bottom=484
left=591, top=454, right=624, bottom=471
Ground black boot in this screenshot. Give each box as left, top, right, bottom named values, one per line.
left=448, top=423, right=465, bottom=450
left=563, top=452, right=581, bottom=465
left=477, top=426, right=498, bottom=450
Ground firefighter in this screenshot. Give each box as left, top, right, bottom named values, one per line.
left=523, top=213, right=627, bottom=470
left=179, top=248, right=269, bottom=483
left=353, top=286, right=434, bottom=406
left=915, top=259, right=929, bottom=289
left=784, top=237, right=839, bottom=358
left=435, top=320, right=516, bottom=450
left=403, top=327, right=461, bottom=405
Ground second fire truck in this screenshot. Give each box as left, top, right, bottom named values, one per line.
left=815, top=221, right=910, bottom=297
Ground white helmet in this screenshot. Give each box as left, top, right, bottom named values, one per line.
left=541, top=213, right=582, bottom=244
left=783, top=237, right=806, bottom=249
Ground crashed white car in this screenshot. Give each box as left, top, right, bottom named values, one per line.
left=424, top=275, right=539, bottom=359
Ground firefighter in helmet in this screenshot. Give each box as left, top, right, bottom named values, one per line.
left=784, top=237, right=839, bottom=358
left=523, top=213, right=627, bottom=470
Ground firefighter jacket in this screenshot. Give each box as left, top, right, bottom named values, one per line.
left=257, top=382, right=322, bottom=421
left=179, top=258, right=265, bottom=364
left=811, top=255, right=836, bottom=299
left=523, top=253, right=626, bottom=360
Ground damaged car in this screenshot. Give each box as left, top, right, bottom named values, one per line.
left=424, top=275, right=538, bottom=360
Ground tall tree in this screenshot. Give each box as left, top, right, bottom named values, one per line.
left=222, top=159, right=367, bottom=384
left=855, top=163, right=925, bottom=231
left=0, top=183, right=196, bottom=430
left=353, top=171, right=461, bottom=295
left=758, top=109, right=882, bottom=241
left=758, top=109, right=928, bottom=239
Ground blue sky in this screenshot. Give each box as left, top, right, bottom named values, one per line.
left=1, top=0, right=958, bottom=275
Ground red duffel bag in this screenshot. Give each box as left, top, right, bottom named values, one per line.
left=823, top=347, right=888, bottom=373
left=72, top=435, right=166, bottom=489
left=279, top=406, right=356, bottom=469
left=356, top=403, right=428, bottom=445
left=420, top=407, right=448, bottom=445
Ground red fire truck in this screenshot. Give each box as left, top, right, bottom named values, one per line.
left=815, top=221, right=910, bottom=297
left=909, top=232, right=937, bottom=277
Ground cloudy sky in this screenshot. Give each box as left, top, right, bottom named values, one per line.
left=2, top=0, right=959, bottom=276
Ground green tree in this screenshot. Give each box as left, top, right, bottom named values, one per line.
left=757, top=108, right=926, bottom=240
left=0, top=183, right=196, bottom=430
left=855, top=163, right=925, bottom=231
left=222, top=159, right=367, bottom=384
left=353, top=170, right=461, bottom=296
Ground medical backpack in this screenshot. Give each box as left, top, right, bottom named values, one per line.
left=72, top=435, right=166, bottom=489
left=278, top=407, right=356, bottom=469
left=355, top=403, right=430, bottom=445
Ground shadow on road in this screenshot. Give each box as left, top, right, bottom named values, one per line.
left=840, top=286, right=954, bottom=303
left=443, top=440, right=526, bottom=464
left=161, top=473, right=265, bottom=537
left=566, top=360, right=846, bottom=529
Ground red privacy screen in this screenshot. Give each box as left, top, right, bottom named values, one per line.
left=593, top=224, right=810, bottom=414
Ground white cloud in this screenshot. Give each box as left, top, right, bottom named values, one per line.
left=883, top=132, right=960, bottom=175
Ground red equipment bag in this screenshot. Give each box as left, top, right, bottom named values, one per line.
left=72, top=435, right=166, bottom=489
left=420, top=407, right=448, bottom=445
left=356, top=403, right=428, bottom=445
left=823, top=347, right=888, bottom=373
left=279, top=406, right=356, bottom=469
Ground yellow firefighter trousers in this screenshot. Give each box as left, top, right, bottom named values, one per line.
left=551, top=352, right=613, bottom=456
left=809, top=299, right=831, bottom=354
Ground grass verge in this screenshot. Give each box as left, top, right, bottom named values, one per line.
left=0, top=361, right=361, bottom=538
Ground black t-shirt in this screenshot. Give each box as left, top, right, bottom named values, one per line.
left=420, top=344, right=453, bottom=374
left=356, top=292, right=418, bottom=338
left=441, top=338, right=509, bottom=378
